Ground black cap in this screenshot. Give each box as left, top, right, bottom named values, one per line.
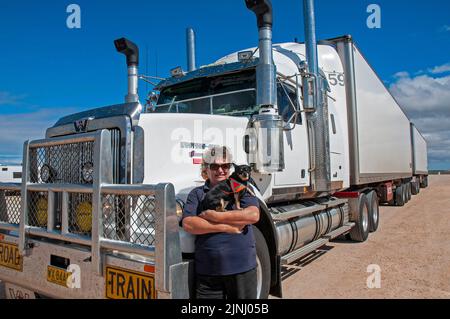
left=245, top=0, right=273, bottom=28
left=114, top=37, right=139, bottom=66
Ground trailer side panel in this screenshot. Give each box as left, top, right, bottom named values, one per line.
left=411, top=123, right=428, bottom=175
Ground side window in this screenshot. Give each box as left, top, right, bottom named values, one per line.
left=277, top=82, right=302, bottom=124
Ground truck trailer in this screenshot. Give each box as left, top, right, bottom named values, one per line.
left=0, top=0, right=427, bottom=299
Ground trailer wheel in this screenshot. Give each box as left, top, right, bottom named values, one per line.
left=411, top=181, right=419, bottom=195
left=349, top=193, right=370, bottom=242
left=406, top=183, right=412, bottom=201
left=367, top=191, right=379, bottom=233
left=395, top=185, right=405, bottom=206
left=253, top=226, right=271, bottom=299
left=420, top=176, right=428, bottom=188
left=423, top=176, right=429, bottom=188
left=402, top=184, right=408, bottom=204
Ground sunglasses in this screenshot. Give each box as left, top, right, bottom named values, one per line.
left=208, top=163, right=232, bottom=171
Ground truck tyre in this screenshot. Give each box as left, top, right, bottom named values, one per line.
left=367, top=191, right=379, bottom=233
left=420, top=176, right=428, bottom=188
left=253, top=226, right=271, bottom=299
left=349, top=193, right=370, bottom=242
left=411, top=181, right=419, bottom=195
left=402, top=184, right=408, bottom=204
left=395, top=185, right=405, bottom=206
left=406, top=183, right=411, bottom=201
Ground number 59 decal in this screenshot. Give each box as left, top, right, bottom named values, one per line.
left=327, top=72, right=345, bottom=86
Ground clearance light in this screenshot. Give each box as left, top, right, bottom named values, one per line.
left=144, top=265, right=155, bottom=273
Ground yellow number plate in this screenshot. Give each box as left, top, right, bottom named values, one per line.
left=105, top=266, right=155, bottom=299
left=0, top=242, right=23, bottom=271
left=47, top=265, right=70, bottom=287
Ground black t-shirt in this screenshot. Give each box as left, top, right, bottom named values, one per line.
left=181, top=181, right=259, bottom=276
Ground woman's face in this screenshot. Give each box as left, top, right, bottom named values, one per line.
left=206, top=157, right=231, bottom=186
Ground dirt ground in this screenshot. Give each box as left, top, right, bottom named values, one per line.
left=279, top=175, right=450, bottom=299
left=1, top=176, right=448, bottom=299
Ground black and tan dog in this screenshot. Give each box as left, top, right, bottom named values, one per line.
left=202, top=163, right=255, bottom=212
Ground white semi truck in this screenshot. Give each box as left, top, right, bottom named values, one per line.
left=0, top=0, right=427, bottom=299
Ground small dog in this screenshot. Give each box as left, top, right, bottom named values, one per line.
left=202, top=163, right=254, bottom=212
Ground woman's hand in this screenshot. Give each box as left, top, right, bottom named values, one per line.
left=199, top=209, right=221, bottom=223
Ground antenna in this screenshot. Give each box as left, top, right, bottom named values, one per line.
left=146, top=44, right=149, bottom=92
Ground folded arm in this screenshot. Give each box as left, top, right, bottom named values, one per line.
left=199, top=206, right=259, bottom=227
left=182, top=215, right=243, bottom=235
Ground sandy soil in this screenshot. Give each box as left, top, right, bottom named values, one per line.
left=1, top=176, right=448, bottom=299
left=279, top=175, right=450, bottom=299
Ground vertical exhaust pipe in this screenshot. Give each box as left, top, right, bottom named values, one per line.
left=303, top=0, right=331, bottom=193
left=245, top=0, right=285, bottom=173
left=114, top=37, right=140, bottom=103
left=186, top=28, right=197, bottom=72
left=245, top=0, right=277, bottom=111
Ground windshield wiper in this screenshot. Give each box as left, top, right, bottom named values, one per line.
left=167, top=96, right=177, bottom=113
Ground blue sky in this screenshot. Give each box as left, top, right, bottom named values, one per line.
left=1, top=0, right=450, bottom=169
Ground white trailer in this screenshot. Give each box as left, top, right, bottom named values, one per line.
left=0, top=0, right=428, bottom=299
left=410, top=123, right=429, bottom=192
left=0, top=165, right=22, bottom=183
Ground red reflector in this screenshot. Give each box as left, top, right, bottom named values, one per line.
left=0, top=234, right=4, bottom=241
left=193, top=158, right=202, bottom=164
left=333, top=191, right=359, bottom=198
left=144, top=265, right=155, bottom=273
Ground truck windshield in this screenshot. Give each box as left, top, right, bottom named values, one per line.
left=152, top=69, right=258, bottom=117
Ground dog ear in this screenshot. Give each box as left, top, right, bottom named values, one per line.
left=232, top=163, right=238, bottom=169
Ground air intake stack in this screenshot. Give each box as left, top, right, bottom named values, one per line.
left=114, top=37, right=140, bottom=103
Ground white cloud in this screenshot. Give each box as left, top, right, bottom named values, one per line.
left=0, top=107, right=78, bottom=159
left=389, top=69, right=450, bottom=167
left=389, top=73, right=450, bottom=113
left=429, top=62, right=450, bottom=74
left=393, top=71, right=410, bottom=78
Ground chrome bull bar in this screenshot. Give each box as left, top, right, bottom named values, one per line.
left=0, top=130, right=183, bottom=296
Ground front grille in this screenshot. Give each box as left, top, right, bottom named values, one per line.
left=0, top=190, right=21, bottom=225
left=29, top=129, right=122, bottom=185
left=27, top=129, right=123, bottom=232
left=102, top=194, right=156, bottom=245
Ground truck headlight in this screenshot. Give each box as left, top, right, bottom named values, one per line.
left=176, top=199, right=184, bottom=223
left=40, top=164, right=54, bottom=183
left=81, top=162, right=94, bottom=183
left=36, top=197, right=48, bottom=227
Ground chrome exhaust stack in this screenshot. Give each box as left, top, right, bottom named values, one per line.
left=302, top=0, right=331, bottom=193
left=114, top=37, right=140, bottom=103
left=245, top=0, right=285, bottom=173
left=186, top=28, right=197, bottom=72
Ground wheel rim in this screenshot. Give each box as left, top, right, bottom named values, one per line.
left=256, top=255, right=263, bottom=298
left=362, top=203, right=369, bottom=231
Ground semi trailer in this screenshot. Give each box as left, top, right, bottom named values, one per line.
left=0, top=165, right=22, bottom=183
left=0, top=0, right=427, bottom=299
